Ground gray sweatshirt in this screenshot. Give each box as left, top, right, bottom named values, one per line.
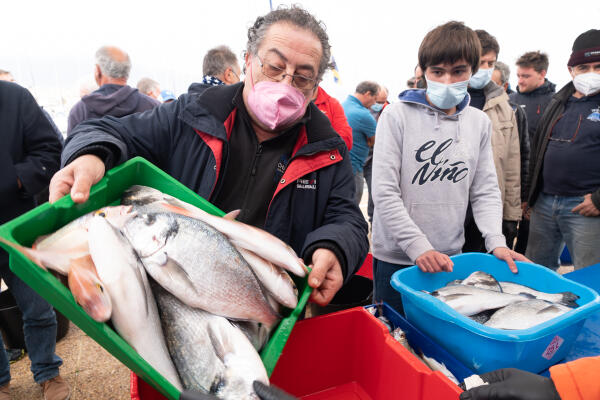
left=372, top=89, right=506, bottom=265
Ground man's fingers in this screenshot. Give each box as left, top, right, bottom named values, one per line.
left=70, top=171, right=95, bottom=204
left=504, top=254, right=518, bottom=273
left=510, top=251, right=531, bottom=263
left=49, top=178, right=73, bottom=203
left=571, top=203, right=584, bottom=213
left=308, top=262, right=328, bottom=289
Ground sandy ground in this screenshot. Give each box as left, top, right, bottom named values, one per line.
left=5, top=186, right=574, bottom=399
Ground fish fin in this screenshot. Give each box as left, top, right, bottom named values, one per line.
left=0, top=237, right=48, bottom=271
left=560, top=292, right=580, bottom=308
left=223, top=210, right=240, bottom=220
left=207, top=324, right=228, bottom=364
left=159, top=202, right=196, bottom=218
left=518, top=293, right=536, bottom=299
left=538, top=304, right=562, bottom=315
left=441, top=293, right=468, bottom=300
left=32, top=234, right=50, bottom=249
left=146, top=253, right=199, bottom=304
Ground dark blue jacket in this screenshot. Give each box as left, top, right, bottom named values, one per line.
left=63, top=83, right=369, bottom=282
left=0, top=82, right=62, bottom=261
left=509, top=79, right=556, bottom=140
left=67, top=84, right=160, bottom=135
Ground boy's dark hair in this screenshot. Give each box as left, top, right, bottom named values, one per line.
left=475, top=29, right=500, bottom=57
left=418, top=21, right=481, bottom=74
left=516, top=51, right=549, bottom=73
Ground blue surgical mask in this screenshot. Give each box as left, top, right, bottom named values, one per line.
left=371, top=103, right=383, bottom=112
left=469, top=68, right=493, bottom=89
left=425, top=77, right=470, bottom=109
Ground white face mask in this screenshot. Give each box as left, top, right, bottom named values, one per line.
left=573, top=72, right=600, bottom=96
left=469, top=68, right=494, bottom=89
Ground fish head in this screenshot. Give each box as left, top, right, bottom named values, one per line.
left=68, top=255, right=112, bottom=322
left=123, top=213, right=177, bottom=258
left=94, top=205, right=136, bottom=229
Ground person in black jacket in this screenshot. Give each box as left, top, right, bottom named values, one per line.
left=49, top=6, right=369, bottom=307
left=67, top=45, right=159, bottom=135
left=527, top=29, right=600, bottom=271
left=0, top=81, right=70, bottom=400
left=509, top=51, right=556, bottom=254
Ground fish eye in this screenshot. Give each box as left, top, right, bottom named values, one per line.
left=143, top=214, right=156, bottom=225
left=95, top=210, right=107, bottom=217
left=96, top=284, right=104, bottom=293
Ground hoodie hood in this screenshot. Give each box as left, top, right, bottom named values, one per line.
left=517, top=79, right=556, bottom=96
left=82, top=84, right=145, bottom=117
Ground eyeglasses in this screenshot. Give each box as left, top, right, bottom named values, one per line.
left=256, top=55, right=318, bottom=91
left=548, top=114, right=583, bottom=143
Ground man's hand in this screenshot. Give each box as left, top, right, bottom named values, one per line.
left=415, top=250, right=453, bottom=273
left=307, top=248, right=343, bottom=306
left=492, top=247, right=530, bottom=273
left=522, top=202, right=532, bottom=221
left=49, top=154, right=105, bottom=203
left=460, top=368, right=560, bottom=400
left=571, top=193, right=600, bottom=217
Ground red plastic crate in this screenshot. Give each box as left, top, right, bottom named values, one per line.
left=131, top=307, right=462, bottom=399
left=270, top=307, right=462, bottom=399
left=356, top=253, right=373, bottom=280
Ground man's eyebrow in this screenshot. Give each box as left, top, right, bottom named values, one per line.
left=266, top=48, right=315, bottom=72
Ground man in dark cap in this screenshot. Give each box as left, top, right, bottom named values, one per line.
left=527, top=29, right=600, bottom=271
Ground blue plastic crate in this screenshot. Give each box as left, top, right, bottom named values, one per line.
left=365, top=303, right=474, bottom=382
left=390, top=253, right=600, bottom=374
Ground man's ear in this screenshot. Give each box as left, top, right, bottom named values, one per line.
left=503, top=82, right=509, bottom=91
left=540, top=69, right=547, bottom=79
left=94, top=65, right=102, bottom=85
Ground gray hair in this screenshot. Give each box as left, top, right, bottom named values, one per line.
left=246, top=5, right=331, bottom=79
left=203, top=45, right=239, bottom=76
left=494, top=61, right=510, bottom=85
left=95, top=46, right=131, bottom=79
left=137, top=77, right=160, bottom=94
left=355, top=81, right=380, bottom=95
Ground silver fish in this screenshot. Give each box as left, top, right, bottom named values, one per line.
left=87, top=216, right=182, bottom=390
left=430, top=284, right=534, bottom=316
left=484, top=299, right=572, bottom=330
left=498, top=281, right=579, bottom=308
left=460, top=271, right=503, bottom=292
left=231, top=321, right=271, bottom=352
left=236, top=247, right=298, bottom=309
left=153, top=282, right=269, bottom=398
left=122, top=212, right=279, bottom=326
left=121, top=185, right=306, bottom=277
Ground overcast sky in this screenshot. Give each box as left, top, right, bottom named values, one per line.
left=1, top=0, right=599, bottom=111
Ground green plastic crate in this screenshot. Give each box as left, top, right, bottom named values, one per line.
left=0, top=157, right=311, bottom=400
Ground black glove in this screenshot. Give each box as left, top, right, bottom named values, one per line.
left=179, top=381, right=297, bottom=400
left=502, top=220, right=518, bottom=250
left=253, top=381, right=297, bottom=400
left=460, top=368, right=561, bottom=400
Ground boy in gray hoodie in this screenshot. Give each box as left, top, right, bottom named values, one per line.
left=371, top=21, right=528, bottom=312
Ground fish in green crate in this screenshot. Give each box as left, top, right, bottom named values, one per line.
left=0, top=237, right=113, bottom=323
left=87, top=216, right=182, bottom=390
left=121, top=185, right=307, bottom=277
left=67, top=255, right=113, bottom=322
left=152, top=282, right=269, bottom=398
left=484, top=299, right=572, bottom=330
left=120, top=211, right=280, bottom=326
left=32, top=205, right=135, bottom=258
left=235, top=247, right=298, bottom=310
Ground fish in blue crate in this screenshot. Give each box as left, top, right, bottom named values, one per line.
left=429, top=271, right=580, bottom=329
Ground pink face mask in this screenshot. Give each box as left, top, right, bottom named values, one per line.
left=246, top=62, right=309, bottom=131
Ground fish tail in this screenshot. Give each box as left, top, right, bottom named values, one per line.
left=0, top=237, right=47, bottom=270
left=560, top=292, right=580, bottom=308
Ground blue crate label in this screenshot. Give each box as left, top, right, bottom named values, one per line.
left=542, top=336, right=564, bottom=360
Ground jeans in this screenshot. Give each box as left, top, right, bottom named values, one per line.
left=373, top=258, right=411, bottom=315
left=526, top=193, right=600, bottom=270
left=353, top=170, right=364, bottom=205
left=0, top=259, right=62, bottom=385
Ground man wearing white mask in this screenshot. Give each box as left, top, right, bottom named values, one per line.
left=48, top=6, right=368, bottom=307
left=463, top=29, right=521, bottom=252
left=371, top=21, right=528, bottom=313
left=527, top=29, right=600, bottom=271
